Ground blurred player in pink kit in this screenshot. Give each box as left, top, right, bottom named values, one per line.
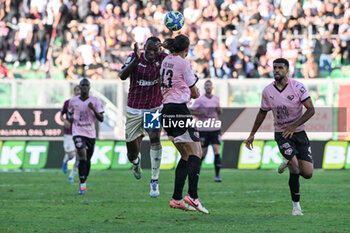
left=119, top=37, right=167, bottom=198
left=61, top=85, right=80, bottom=182
left=191, top=79, right=222, bottom=182
left=245, top=58, right=315, bottom=216
left=161, top=34, right=208, bottom=214
left=68, top=78, right=104, bottom=195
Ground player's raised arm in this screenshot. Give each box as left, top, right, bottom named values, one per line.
left=119, top=43, right=140, bottom=80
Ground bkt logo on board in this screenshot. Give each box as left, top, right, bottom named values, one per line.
left=143, top=110, right=161, bottom=129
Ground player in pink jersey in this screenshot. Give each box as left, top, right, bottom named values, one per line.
left=68, top=79, right=104, bottom=195
left=245, top=58, right=315, bottom=216
left=161, top=34, right=208, bottom=214
left=191, top=80, right=222, bottom=182
left=61, top=85, right=80, bottom=182
left=119, top=36, right=167, bottom=198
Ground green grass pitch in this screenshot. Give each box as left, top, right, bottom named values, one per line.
left=0, top=169, right=349, bottom=233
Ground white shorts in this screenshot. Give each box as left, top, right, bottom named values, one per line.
left=125, top=106, right=162, bottom=142
left=125, top=112, right=146, bottom=142
left=63, top=134, right=76, bottom=152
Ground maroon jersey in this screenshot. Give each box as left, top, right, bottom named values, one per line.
left=122, top=52, right=167, bottom=109
left=61, top=99, right=72, bottom=135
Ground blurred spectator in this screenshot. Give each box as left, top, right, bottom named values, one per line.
left=55, top=46, right=75, bottom=79
left=257, top=55, right=272, bottom=78
left=86, top=53, right=103, bottom=79
left=0, top=20, right=9, bottom=59
left=0, top=57, right=14, bottom=78
left=233, top=50, right=255, bottom=79
left=0, top=0, right=349, bottom=80
left=89, top=0, right=103, bottom=23
left=76, top=38, right=94, bottom=66
left=77, top=0, right=90, bottom=22
left=28, top=5, right=47, bottom=69
left=184, top=0, right=201, bottom=26
left=338, top=17, right=350, bottom=62
left=304, top=55, right=319, bottom=79
left=213, top=42, right=232, bottom=79
left=319, top=31, right=339, bottom=73
left=14, top=17, right=33, bottom=69
left=266, top=41, right=282, bottom=67
left=131, top=18, right=151, bottom=48
left=53, top=0, right=69, bottom=46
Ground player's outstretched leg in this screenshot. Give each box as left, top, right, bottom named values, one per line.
left=131, top=153, right=142, bottom=179
left=292, top=159, right=313, bottom=215
left=77, top=149, right=89, bottom=195
left=214, top=153, right=222, bottom=182
left=289, top=172, right=303, bottom=215
left=184, top=155, right=209, bottom=214
left=78, top=160, right=88, bottom=195
left=149, top=143, right=162, bottom=197
left=169, top=159, right=195, bottom=211
left=287, top=156, right=303, bottom=215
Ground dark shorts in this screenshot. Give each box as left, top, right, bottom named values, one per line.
left=275, top=131, right=313, bottom=163
left=161, top=103, right=199, bottom=143
left=199, top=130, right=221, bottom=148
left=73, top=136, right=96, bottom=160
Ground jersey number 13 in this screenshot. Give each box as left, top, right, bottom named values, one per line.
left=161, top=68, right=173, bottom=88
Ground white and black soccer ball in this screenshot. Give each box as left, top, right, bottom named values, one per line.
left=164, top=11, right=184, bottom=31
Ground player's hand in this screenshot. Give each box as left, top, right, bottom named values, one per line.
left=282, top=125, right=297, bottom=139
left=245, top=135, right=254, bottom=150
left=133, top=43, right=140, bottom=60
left=88, top=102, right=94, bottom=110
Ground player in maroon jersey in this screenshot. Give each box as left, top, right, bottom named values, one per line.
left=119, top=37, right=167, bottom=198
left=61, top=85, right=80, bottom=182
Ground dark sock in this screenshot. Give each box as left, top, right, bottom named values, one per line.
left=187, top=155, right=201, bottom=199
left=172, top=159, right=187, bottom=200
left=214, top=154, right=221, bottom=177
left=289, top=173, right=300, bottom=202
left=86, top=160, right=91, bottom=178
left=79, top=159, right=88, bottom=183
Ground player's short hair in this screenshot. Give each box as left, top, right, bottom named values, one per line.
left=205, top=79, right=212, bottom=85
left=146, top=36, right=161, bottom=44
left=80, top=78, right=90, bottom=86
left=273, top=58, right=289, bottom=69
left=162, top=34, right=189, bottom=53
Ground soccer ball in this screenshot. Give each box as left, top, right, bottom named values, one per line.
left=164, top=11, right=184, bottom=31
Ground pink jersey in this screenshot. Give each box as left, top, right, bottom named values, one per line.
left=68, top=95, right=104, bottom=138
left=161, top=54, right=198, bottom=104
left=261, top=78, right=310, bottom=132
left=122, top=52, right=167, bottom=109
left=191, top=94, right=220, bottom=131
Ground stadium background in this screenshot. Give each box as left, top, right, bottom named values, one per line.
left=0, top=0, right=350, bottom=171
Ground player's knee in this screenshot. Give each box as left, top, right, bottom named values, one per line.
left=301, top=172, right=313, bottom=179
left=149, top=134, right=160, bottom=144
left=127, top=152, right=138, bottom=160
